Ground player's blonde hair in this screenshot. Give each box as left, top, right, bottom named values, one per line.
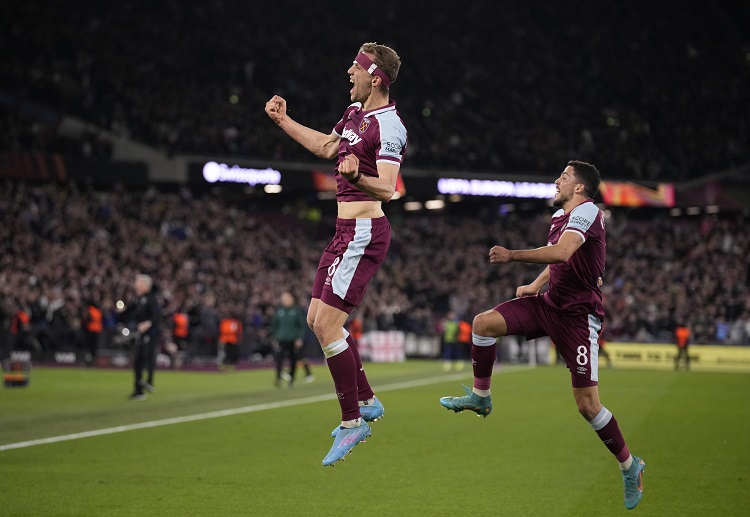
left=359, top=42, right=401, bottom=89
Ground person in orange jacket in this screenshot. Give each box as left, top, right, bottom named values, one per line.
left=218, top=309, right=243, bottom=369
left=83, top=300, right=103, bottom=366
left=674, top=323, right=691, bottom=371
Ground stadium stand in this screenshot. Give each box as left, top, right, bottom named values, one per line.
left=1, top=2, right=749, bottom=362
left=1, top=0, right=749, bottom=179
left=0, top=181, right=748, bottom=364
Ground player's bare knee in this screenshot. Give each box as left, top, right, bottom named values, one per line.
left=311, top=321, right=342, bottom=349
left=311, top=321, right=328, bottom=344
left=473, top=310, right=505, bottom=338
left=576, top=399, right=601, bottom=420
left=472, top=312, right=492, bottom=336
left=577, top=403, right=594, bottom=420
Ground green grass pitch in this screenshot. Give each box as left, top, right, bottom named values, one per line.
left=1, top=362, right=749, bottom=516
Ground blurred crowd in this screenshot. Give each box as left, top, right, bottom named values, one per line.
left=2, top=1, right=749, bottom=180
left=1, top=181, right=749, bottom=365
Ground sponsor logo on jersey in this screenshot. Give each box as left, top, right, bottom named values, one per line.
left=359, top=118, right=371, bottom=133
left=569, top=215, right=591, bottom=228
left=383, top=141, right=401, bottom=154
left=341, top=128, right=362, bottom=145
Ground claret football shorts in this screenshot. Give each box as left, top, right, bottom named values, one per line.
left=312, top=216, right=391, bottom=314
left=495, top=296, right=602, bottom=388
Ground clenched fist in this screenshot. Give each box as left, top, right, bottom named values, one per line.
left=489, top=245, right=513, bottom=264
left=265, top=95, right=287, bottom=124
left=338, top=154, right=360, bottom=182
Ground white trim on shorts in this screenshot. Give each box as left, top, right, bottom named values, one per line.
left=332, top=219, right=373, bottom=300
left=588, top=314, right=602, bottom=382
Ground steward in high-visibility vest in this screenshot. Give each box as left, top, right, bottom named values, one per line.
left=458, top=320, right=472, bottom=344
left=674, top=325, right=691, bottom=371
left=83, top=303, right=103, bottom=365
left=10, top=309, right=32, bottom=353
left=218, top=317, right=243, bottom=366
left=172, top=312, right=189, bottom=351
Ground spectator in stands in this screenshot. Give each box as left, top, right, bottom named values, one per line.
left=0, top=178, right=748, bottom=367
left=2, top=2, right=748, bottom=181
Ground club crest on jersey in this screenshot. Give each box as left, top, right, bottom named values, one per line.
left=359, top=118, right=371, bottom=133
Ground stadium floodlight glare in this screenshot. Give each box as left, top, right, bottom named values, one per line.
left=403, top=201, right=423, bottom=211
left=425, top=199, right=445, bottom=210
left=264, top=184, right=283, bottom=194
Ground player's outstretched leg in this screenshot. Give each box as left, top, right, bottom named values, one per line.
left=331, top=395, right=385, bottom=436
left=622, top=455, right=646, bottom=510
left=322, top=419, right=372, bottom=466
left=439, top=384, right=492, bottom=417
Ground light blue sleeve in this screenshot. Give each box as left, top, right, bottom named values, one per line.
left=566, top=203, right=599, bottom=233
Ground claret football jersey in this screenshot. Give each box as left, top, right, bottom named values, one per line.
left=543, top=200, right=606, bottom=320
left=332, top=101, right=407, bottom=202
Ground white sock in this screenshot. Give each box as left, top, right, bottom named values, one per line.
left=473, top=388, right=491, bottom=397
left=619, top=455, right=633, bottom=471
left=359, top=397, right=375, bottom=406
left=340, top=417, right=362, bottom=429
left=321, top=337, right=348, bottom=358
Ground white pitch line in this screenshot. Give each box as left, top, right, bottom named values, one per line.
left=0, top=367, right=529, bottom=452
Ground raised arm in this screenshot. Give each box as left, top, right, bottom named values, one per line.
left=265, top=95, right=340, bottom=160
